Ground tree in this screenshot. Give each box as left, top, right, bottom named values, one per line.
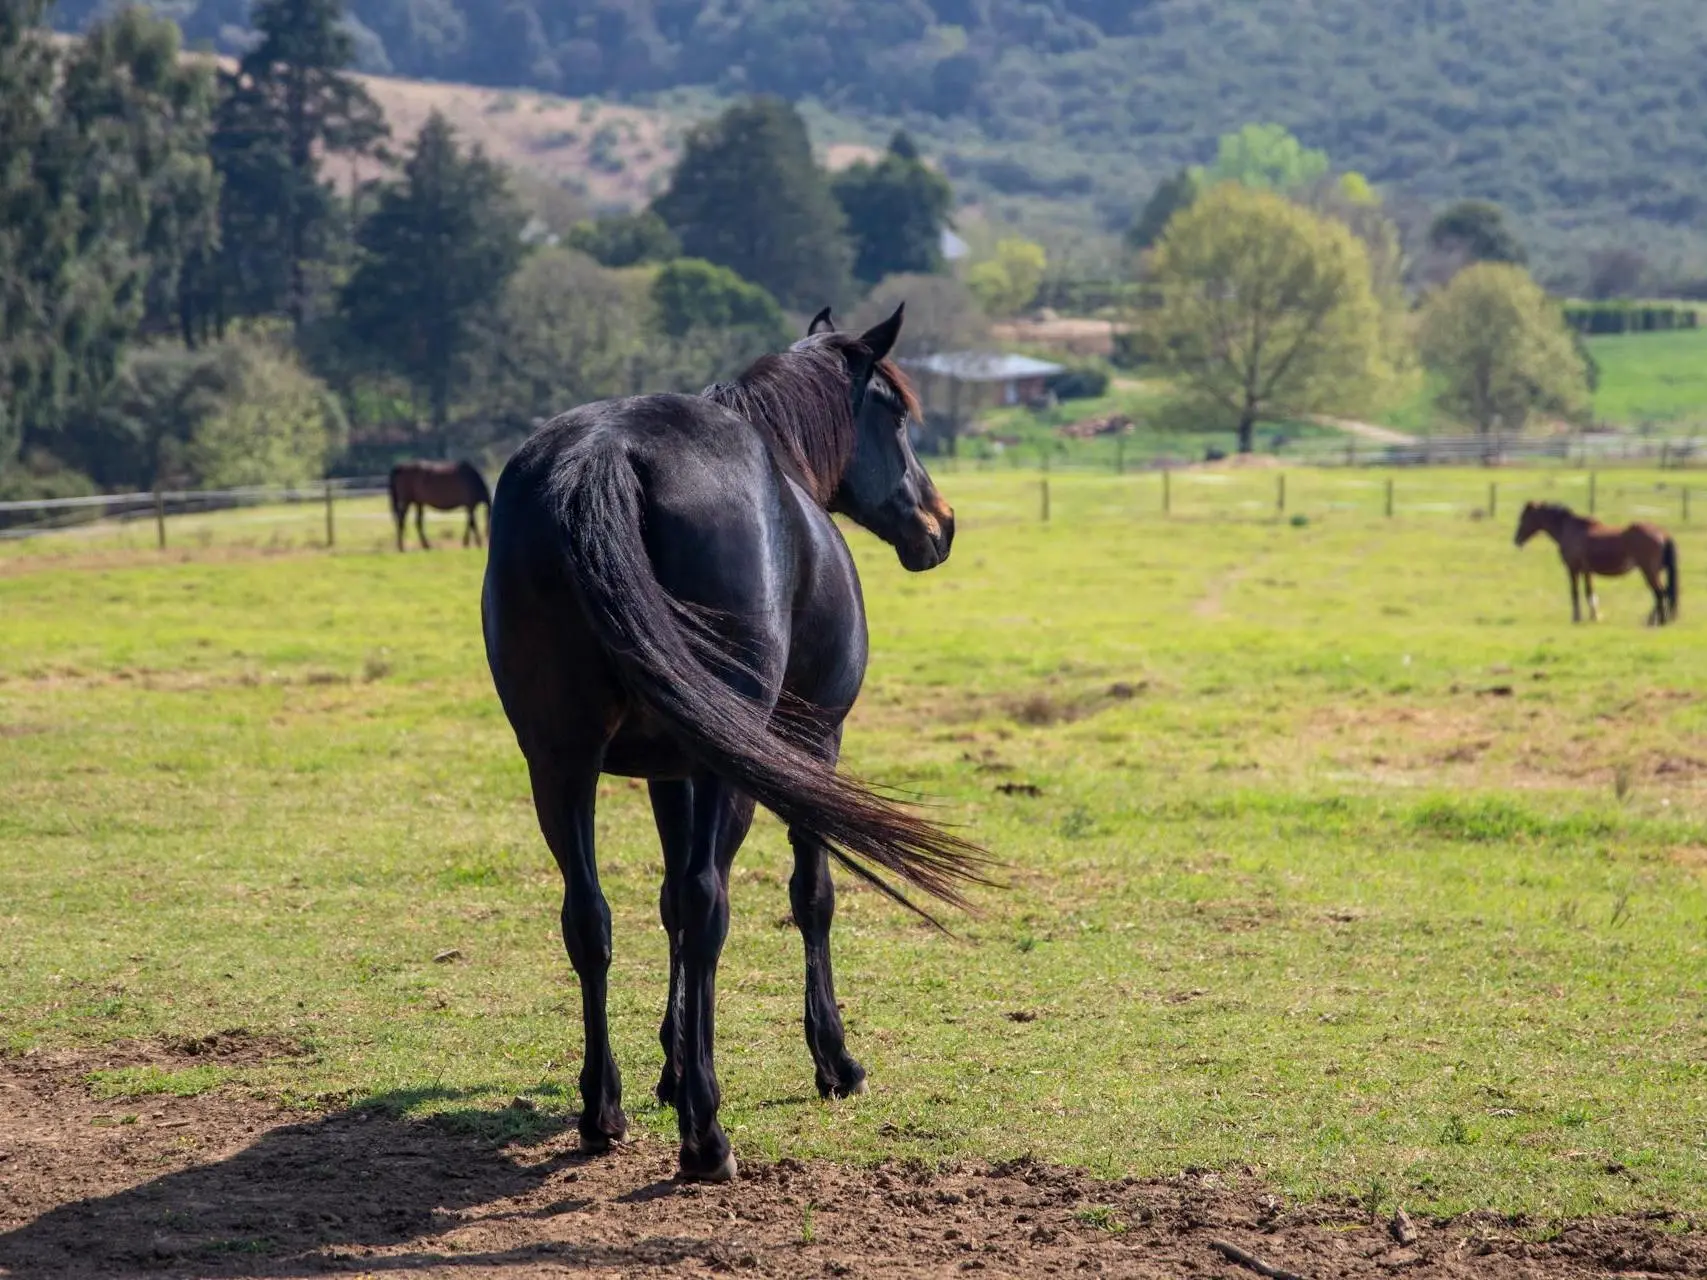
left=211, top=0, right=388, bottom=333
left=965, top=237, right=1046, bottom=318
left=1127, top=168, right=1201, bottom=252
left=1203, top=123, right=1329, bottom=192
left=566, top=209, right=680, bottom=268
left=1146, top=184, right=1393, bottom=454
left=1585, top=247, right=1647, bottom=300
left=1418, top=262, right=1589, bottom=443
left=341, top=112, right=527, bottom=451
left=472, top=248, right=648, bottom=432
left=831, top=131, right=955, bottom=285
left=650, top=259, right=788, bottom=342
left=652, top=97, right=851, bottom=311
left=0, top=3, right=219, bottom=479
left=1427, top=199, right=1527, bottom=267
left=849, top=274, right=988, bottom=358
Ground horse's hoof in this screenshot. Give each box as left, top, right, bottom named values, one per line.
left=818, top=1065, right=868, bottom=1100
left=678, top=1152, right=738, bottom=1184
left=579, top=1125, right=628, bottom=1155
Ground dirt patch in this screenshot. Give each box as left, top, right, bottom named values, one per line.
left=2, top=1057, right=1701, bottom=1279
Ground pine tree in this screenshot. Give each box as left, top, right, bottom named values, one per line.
left=831, top=131, right=954, bottom=286
left=652, top=98, right=851, bottom=311
left=341, top=112, right=526, bottom=451
left=211, top=0, right=387, bottom=334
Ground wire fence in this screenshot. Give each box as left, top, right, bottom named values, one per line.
left=2, top=458, right=1701, bottom=554
left=0, top=476, right=391, bottom=542
left=935, top=430, right=1707, bottom=474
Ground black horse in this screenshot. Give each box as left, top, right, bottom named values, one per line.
left=481, top=305, right=990, bottom=1183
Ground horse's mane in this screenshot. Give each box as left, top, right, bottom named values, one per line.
left=704, top=334, right=919, bottom=506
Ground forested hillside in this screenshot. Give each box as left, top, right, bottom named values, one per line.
left=51, top=0, right=1707, bottom=260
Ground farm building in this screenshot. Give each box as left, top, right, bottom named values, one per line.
left=897, top=351, right=1067, bottom=453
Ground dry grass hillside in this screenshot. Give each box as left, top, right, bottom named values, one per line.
left=346, top=73, right=883, bottom=208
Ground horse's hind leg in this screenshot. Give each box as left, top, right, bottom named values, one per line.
left=526, top=751, right=627, bottom=1151
left=394, top=504, right=406, bottom=552
left=1568, top=569, right=1581, bottom=623
left=1641, top=565, right=1666, bottom=625
left=463, top=507, right=475, bottom=548
left=1586, top=573, right=1600, bottom=622
left=790, top=825, right=867, bottom=1099
left=671, top=774, right=753, bottom=1182
left=416, top=503, right=432, bottom=551
left=648, top=779, right=692, bottom=1106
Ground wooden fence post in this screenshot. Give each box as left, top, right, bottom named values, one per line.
left=324, top=479, right=336, bottom=548
left=1163, top=468, right=1171, bottom=515
left=1115, top=437, right=1125, bottom=475
left=1589, top=471, right=1597, bottom=515
left=154, top=488, right=166, bottom=550
left=1040, top=477, right=1050, bottom=523
left=1277, top=473, right=1286, bottom=515
left=1488, top=481, right=1497, bottom=518
left=1385, top=476, right=1394, bottom=518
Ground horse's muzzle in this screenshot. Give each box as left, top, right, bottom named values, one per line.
left=899, top=507, right=954, bottom=572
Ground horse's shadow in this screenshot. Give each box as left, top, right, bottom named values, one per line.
left=0, top=1086, right=704, bottom=1278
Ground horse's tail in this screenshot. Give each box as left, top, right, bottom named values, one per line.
left=1663, top=536, right=1679, bottom=619
left=550, top=448, right=992, bottom=922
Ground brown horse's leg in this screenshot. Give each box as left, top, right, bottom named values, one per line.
left=394, top=502, right=407, bottom=552
left=463, top=507, right=474, bottom=548
left=1642, top=565, right=1665, bottom=625
left=528, top=751, right=627, bottom=1152
left=416, top=503, right=431, bottom=551
left=671, top=773, right=753, bottom=1182
left=1569, top=569, right=1581, bottom=623
left=1585, top=573, right=1599, bottom=622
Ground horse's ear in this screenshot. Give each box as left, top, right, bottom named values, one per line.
left=807, top=306, right=836, bottom=336
left=858, top=303, right=904, bottom=362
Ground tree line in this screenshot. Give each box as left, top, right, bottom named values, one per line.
left=49, top=0, right=1707, bottom=286
left=0, top=0, right=996, bottom=499
left=2, top=0, right=1608, bottom=498
left=1129, top=127, right=1592, bottom=453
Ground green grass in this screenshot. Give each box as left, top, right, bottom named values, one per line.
left=3, top=472, right=1706, bottom=1222
left=1586, top=329, right=1707, bottom=427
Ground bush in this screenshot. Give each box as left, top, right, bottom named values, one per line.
left=1048, top=360, right=1111, bottom=401
left=187, top=340, right=346, bottom=489
left=1561, top=302, right=1701, bottom=334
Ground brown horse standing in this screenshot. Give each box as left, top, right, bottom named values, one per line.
left=389, top=460, right=491, bottom=551
left=1515, top=501, right=1678, bottom=625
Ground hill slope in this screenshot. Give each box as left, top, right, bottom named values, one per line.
left=60, top=1, right=1707, bottom=268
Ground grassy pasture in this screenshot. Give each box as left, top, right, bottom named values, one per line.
left=2, top=470, right=1705, bottom=1225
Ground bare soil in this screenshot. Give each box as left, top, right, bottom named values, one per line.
left=2, top=1055, right=1701, bottom=1279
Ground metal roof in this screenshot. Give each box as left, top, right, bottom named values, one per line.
left=897, top=351, right=1067, bottom=382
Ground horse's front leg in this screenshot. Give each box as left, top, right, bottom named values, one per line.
left=526, top=752, right=626, bottom=1151
left=672, top=775, right=753, bottom=1181
left=1586, top=573, right=1600, bottom=622
left=1569, top=569, right=1581, bottom=622
left=463, top=507, right=474, bottom=548
left=416, top=503, right=432, bottom=551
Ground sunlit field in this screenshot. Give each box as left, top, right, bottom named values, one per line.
left=3, top=469, right=1704, bottom=1224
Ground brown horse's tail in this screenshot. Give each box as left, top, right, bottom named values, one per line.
left=548, top=447, right=994, bottom=925
left=1663, top=537, right=1679, bottom=619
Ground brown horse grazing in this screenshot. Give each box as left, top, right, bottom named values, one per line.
left=389, top=460, right=491, bottom=551
left=1515, top=501, right=1678, bottom=625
